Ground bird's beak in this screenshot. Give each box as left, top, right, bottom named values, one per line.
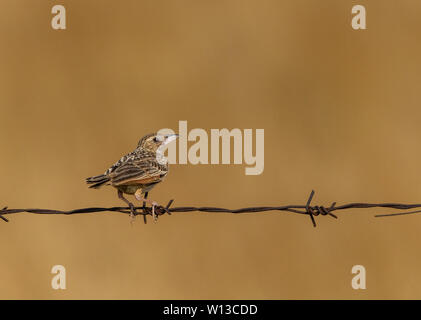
left=164, top=134, right=179, bottom=144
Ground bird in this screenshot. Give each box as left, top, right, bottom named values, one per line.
left=86, top=132, right=178, bottom=222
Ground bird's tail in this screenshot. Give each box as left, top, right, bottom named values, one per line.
left=86, top=174, right=110, bottom=189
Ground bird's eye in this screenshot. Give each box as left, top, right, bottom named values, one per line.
left=153, top=137, right=158, bottom=142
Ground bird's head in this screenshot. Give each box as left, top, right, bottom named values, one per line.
left=137, top=132, right=179, bottom=152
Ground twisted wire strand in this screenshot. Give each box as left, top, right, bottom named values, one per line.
left=0, top=191, right=419, bottom=227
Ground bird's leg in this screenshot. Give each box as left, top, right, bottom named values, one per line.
left=142, top=192, right=148, bottom=224
left=135, top=189, right=159, bottom=222
left=118, top=190, right=136, bottom=222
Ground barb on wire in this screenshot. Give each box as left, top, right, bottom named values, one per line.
left=0, top=190, right=420, bottom=227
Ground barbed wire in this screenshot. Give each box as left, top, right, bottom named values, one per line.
left=0, top=190, right=418, bottom=227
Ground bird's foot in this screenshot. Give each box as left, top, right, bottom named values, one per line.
left=135, top=193, right=160, bottom=223
left=151, top=201, right=159, bottom=223
left=117, top=190, right=138, bottom=224
left=129, top=203, right=137, bottom=224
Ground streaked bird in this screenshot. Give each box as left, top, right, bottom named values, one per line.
left=86, top=133, right=178, bottom=221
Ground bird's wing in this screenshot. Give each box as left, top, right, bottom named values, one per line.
left=108, top=155, right=167, bottom=186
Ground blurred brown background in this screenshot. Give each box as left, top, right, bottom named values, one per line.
left=0, top=0, right=420, bottom=299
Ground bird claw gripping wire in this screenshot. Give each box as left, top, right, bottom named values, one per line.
left=138, top=199, right=174, bottom=224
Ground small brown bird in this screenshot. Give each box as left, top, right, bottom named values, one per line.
left=86, top=132, right=178, bottom=221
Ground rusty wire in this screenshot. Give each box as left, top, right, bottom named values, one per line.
left=0, top=190, right=419, bottom=227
